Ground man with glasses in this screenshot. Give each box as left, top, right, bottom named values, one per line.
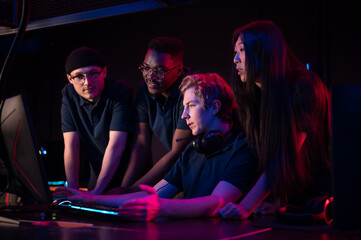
left=121, top=36, right=193, bottom=188
left=61, top=47, right=133, bottom=195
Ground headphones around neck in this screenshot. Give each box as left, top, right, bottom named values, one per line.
left=192, top=129, right=231, bottom=155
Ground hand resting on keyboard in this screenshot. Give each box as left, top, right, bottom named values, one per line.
left=52, top=187, right=94, bottom=203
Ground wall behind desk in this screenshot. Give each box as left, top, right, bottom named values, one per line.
left=0, top=0, right=359, bottom=180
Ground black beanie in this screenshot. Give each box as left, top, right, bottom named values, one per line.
left=65, top=47, right=105, bottom=74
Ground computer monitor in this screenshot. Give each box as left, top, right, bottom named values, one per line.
left=0, top=94, right=52, bottom=205
left=331, top=84, right=361, bottom=230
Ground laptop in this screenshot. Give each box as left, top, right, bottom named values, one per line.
left=0, top=94, right=123, bottom=221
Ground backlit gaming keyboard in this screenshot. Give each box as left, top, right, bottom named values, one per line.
left=51, top=199, right=123, bottom=219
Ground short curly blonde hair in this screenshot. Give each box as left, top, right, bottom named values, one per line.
left=179, top=73, right=237, bottom=123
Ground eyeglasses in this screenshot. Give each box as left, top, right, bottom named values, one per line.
left=70, top=69, right=103, bottom=85
left=139, top=64, right=179, bottom=79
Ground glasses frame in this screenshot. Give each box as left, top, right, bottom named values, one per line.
left=138, top=64, right=180, bottom=79
left=70, top=68, right=104, bottom=85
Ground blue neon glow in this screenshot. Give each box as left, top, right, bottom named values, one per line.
left=58, top=200, right=119, bottom=216
left=69, top=205, right=119, bottom=215
left=39, top=147, right=47, bottom=155
left=306, top=63, right=310, bottom=70
left=48, top=181, right=66, bottom=186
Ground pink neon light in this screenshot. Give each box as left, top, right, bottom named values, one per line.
left=219, top=227, right=272, bottom=240
left=11, top=120, right=42, bottom=198
left=6, top=193, right=10, bottom=205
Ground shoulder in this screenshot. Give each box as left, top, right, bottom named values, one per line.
left=233, top=131, right=248, bottom=148
left=227, top=127, right=247, bottom=147
left=221, top=129, right=255, bottom=163
left=134, top=82, right=151, bottom=107
left=291, top=69, right=331, bottom=130
left=62, top=83, right=77, bottom=100
left=291, top=69, right=329, bottom=108
left=206, top=129, right=249, bottom=157
left=292, top=68, right=328, bottom=93
left=62, top=83, right=73, bottom=93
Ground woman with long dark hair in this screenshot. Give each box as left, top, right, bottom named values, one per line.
left=218, top=20, right=331, bottom=219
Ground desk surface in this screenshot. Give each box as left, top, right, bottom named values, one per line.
left=0, top=205, right=360, bottom=240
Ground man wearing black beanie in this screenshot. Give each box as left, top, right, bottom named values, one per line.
left=61, top=46, right=133, bottom=195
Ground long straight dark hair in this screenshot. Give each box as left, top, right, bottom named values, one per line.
left=231, top=21, right=331, bottom=200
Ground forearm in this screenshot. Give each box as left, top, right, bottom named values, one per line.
left=92, top=144, right=125, bottom=194
left=239, top=172, right=271, bottom=217
left=91, top=191, right=149, bottom=207
left=159, top=195, right=223, bottom=218
left=92, top=168, right=117, bottom=195
left=133, top=150, right=179, bottom=187
left=64, top=148, right=79, bottom=189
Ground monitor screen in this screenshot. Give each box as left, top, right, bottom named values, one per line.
left=0, top=94, right=52, bottom=205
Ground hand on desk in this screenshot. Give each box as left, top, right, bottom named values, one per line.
left=53, top=185, right=161, bottom=221
left=118, top=184, right=161, bottom=221
left=217, top=202, right=250, bottom=220
left=53, top=187, right=94, bottom=203
left=218, top=200, right=278, bottom=220
left=253, top=200, right=279, bottom=215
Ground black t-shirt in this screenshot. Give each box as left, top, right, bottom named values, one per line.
left=61, top=78, right=134, bottom=177
left=135, top=75, right=189, bottom=150
left=164, top=130, right=258, bottom=199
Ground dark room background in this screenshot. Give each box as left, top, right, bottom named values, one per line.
left=0, top=0, right=360, bottom=181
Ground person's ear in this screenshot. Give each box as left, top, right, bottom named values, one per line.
left=211, top=99, right=221, bottom=116
left=66, top=74, right=73, bottom=84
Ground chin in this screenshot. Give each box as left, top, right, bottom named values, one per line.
left=147, top=88, right=160, bottom=95
left=85, top=93, right=100, bottom=102
left=192, top=129, right=201, bottom=136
